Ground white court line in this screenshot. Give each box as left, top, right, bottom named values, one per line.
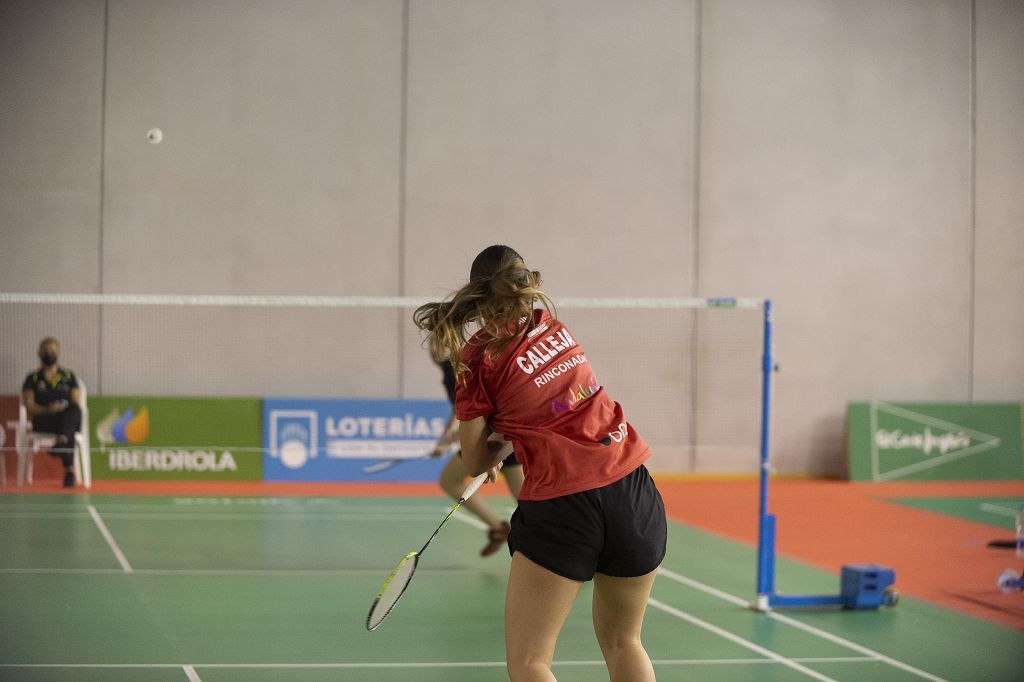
left=656, top=567, right=946, bottom=682
left=0, top=657, right=878, bottom=670
left=454, top=512, right=489, bottom=531
left=0, top=501, right=462, bottom=512
left=86, top=505, right=133, bottom=573
left=182, top=664, right=202, bottom=681
left=0, top=511, right=461, bottom=524
left=0, top=567, right=506, bottom=577
left=980, top=502, right=1018, bottom=518
left=648, top=598, right=837, bottom=682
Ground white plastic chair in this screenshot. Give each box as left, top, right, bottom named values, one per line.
left=0, top=421, right=6, bottom=486
left=14, top=380, right=91, bottom=489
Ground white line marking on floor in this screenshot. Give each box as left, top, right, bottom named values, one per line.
left=0, top=567, right=506, bottom=577
left=86, top=505, right=133, bottom=573
left=182, top=664, right=202, bottom=681
left=980, top=502, right=1017, bottom=517
left=648, top=597, right=837, bottom=681
left=0, top=510, right=453, bottom=521
left=453, top=511, right=489, bottom=531
left=0, top=657, right=878, bottom=670
left=656, top=566, right=946, bottom=682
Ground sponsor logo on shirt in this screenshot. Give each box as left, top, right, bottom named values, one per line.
left=600, top=422, right=629, bottom=446
left=551, top=378, right=601, bottom=414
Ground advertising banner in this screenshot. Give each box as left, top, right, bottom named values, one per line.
left=89, top=396, right=262, bottom=480
left=847, top=402, right=1024, bottom=482
left=263, top=398, right=451, bottom=482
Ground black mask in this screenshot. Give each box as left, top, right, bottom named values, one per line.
left=41, top=353, right=57, bottom=366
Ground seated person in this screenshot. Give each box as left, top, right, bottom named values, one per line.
left=22, top=337, right=82, bottom=488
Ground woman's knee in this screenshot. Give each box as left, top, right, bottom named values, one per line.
left=594, top=627, right=643, bottom=654
left=506, top=658, right=556, bottom=682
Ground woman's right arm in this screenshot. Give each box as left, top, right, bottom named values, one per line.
left=23, top=388, right=62, bottom=416
left=23, top=388, right=44, bottom=416
left=459, top=416, right=509, bottom=477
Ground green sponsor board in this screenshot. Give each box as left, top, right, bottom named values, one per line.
left=89, top=396, right=262, bottom=480
left=848, top=402, right=1024, bottom=482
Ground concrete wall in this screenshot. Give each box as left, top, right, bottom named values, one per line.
left=2, top=0, right=1021, bottom=475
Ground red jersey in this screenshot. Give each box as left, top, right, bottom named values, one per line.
left=455, top=309, right=650, bottom=501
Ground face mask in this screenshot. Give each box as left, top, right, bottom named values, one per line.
left=41, top=353, right=57, bottom=366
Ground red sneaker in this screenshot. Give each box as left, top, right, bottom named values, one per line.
left=481, top=521, right=511, bottom=557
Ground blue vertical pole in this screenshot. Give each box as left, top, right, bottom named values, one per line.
left=756, top=300, right=774, bottom=600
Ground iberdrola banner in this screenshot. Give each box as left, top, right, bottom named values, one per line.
left=89, top=396, right=262, bottom=480
left=847, top=402, right=1024, bottom=482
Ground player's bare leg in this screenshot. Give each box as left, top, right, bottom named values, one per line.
left=592, top=570, right=658, bottom=682
left=505, top=552, right=582, bottom=681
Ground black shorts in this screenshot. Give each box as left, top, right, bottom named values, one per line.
left=502, top=451, right=520, bottom=467
left=507, top=464, right=666, bottom=582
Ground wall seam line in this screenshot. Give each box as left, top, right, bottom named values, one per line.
left=397, top=0, right=411, bottom=398
left=688, top=0, right=704, bottom=472
left=968, top=0, right=977, bottom=402
left=97, top=0, right=110, bottom=394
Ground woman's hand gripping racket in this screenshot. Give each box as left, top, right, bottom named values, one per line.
left=365, top=471, right=489, bottom=631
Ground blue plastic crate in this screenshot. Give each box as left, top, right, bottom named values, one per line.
left=841, top=563, right=896, bottom=609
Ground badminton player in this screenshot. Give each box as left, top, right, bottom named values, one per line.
left=414, top=245, right=665, bottom=682
left=430, top=357, right=524, bottom=556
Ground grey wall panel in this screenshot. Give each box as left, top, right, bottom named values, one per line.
left=699, top=0, right=972, bottom=474
left=403, top=0, right=697, bottom=298
left=0, top=0, right=105, bottom=392
left=974, top=0, right=1024, bottom=400
left=0, top=0, right=104, bottom=292
left=96, top=304, right=406, bottom=397
left=102, top=0, right=403, bottom=296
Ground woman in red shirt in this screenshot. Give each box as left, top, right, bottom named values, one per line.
left=415, top=245, right=665, bottom=682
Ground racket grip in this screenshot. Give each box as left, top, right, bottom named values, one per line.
left=460, top=472, right=489, bottom=501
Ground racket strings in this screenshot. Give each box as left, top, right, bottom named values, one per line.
left=365, top=473, right=488, bottom=631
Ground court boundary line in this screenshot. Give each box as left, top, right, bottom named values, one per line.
left=87, top=504, right=133, bottom=573
left=647, top=598, right=837, bottom=682
left=656, top=567, right=946, bottom=682
left=0, top=510, right=456, bottom=521
left=0, top=656, right=881, bottom=670
left=0, top=567, right=508, bottom=576
left=979, top=502, right=1017, bottom=517
left=182, top=664, right=201, bottom=681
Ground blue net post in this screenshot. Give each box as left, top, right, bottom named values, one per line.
left=755, top=299, right=774, bottom=610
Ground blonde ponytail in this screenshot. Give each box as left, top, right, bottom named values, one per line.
left=413, top=246, right=554, bottom=375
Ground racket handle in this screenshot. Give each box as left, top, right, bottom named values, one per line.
left=460, top=472, right=489, bottom=501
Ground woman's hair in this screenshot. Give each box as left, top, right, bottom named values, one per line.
left=413, top=245, right=554, bottom=375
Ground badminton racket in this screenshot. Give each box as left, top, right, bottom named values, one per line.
left=361, top=442, right=460, bottom=475
left=365, top=471, right=488, bottom=631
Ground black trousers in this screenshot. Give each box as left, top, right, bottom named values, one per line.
left=31, top=403, right=82, bottom=468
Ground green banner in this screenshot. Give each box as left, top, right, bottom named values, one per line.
left=89, top=396, right=262, bottom=480
left=847, top=402, right=1024, bottom=482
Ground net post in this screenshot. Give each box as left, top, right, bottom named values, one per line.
left=755, top=299, right=774, bottom=606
